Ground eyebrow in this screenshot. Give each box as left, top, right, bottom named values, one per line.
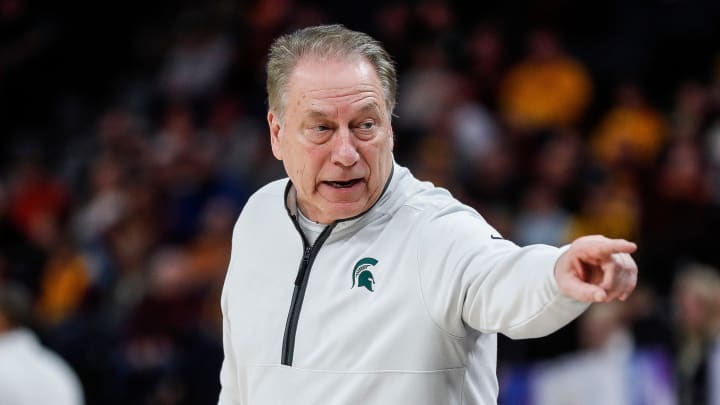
left=359, top=102, right=382, bottom=116
left=305, top=109, right=328, bottom=119
left=304, top=102, right=383, bottom=119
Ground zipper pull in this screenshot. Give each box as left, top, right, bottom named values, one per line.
left=302, top=246, right=311, bottom=265
left=294, top=246, right=312, bottom=286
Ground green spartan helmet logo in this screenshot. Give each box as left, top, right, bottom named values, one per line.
left=351, top=258, right=378, bottom=292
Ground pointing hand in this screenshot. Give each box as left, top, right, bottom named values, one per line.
left=554, top=235, right=638, bottom=303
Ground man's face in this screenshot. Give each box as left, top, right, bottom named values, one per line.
left=268, top=56, right=394, bottom=224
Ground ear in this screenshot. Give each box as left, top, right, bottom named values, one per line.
left=268, top=110, right=283, bottom=160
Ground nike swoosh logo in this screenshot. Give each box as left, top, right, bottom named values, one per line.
left=490, top=234, right=504, bottom=240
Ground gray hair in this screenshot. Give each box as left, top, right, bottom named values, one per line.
left=266, top=24, right=397, bottom=120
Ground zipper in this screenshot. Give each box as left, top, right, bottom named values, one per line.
left=281, top=220, right=335, bottom=366
left=278, top=167, right=394, bottom=366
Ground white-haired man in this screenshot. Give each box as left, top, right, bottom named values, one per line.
left=218, top=24, right=638, bottom=405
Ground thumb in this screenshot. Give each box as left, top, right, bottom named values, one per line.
left=559, top=275, right=607, bottom=303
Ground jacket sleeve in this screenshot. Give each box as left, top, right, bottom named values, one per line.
left=416, top=206, right=589, bottom=339
left=218, top=220, right=244, bottom=405
left=218, top=289, right=242, bottom=405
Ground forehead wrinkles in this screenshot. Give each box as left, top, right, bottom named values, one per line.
left=284, top=57, right=387, bottom=117
left=303, top=84, right=382, bottom=99
left=303, top=90, right=382, bottom=117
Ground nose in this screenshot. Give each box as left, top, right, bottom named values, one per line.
left=331, top=128, right=360, bottom=167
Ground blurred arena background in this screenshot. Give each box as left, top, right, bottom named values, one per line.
left=1, top=0, right=720, bottom=404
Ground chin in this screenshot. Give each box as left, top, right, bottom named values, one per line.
left=325, top=203, right=366, bottom=222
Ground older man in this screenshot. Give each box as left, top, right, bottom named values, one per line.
left=218, top=24, right=637, bottom=405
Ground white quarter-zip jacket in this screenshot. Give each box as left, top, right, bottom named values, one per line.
left=218, top=163, right=589, bottom=405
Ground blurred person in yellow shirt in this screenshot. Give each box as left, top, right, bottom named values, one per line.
left=499, top=29, right=593, bottom=131
left=591, top=83, right=666, bottom=168
left=36, top=241, right=91, bottom=325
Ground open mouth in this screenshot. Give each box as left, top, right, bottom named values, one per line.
left=325, top=179, right=362, bottom=188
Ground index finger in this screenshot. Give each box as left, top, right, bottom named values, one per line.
left=606, top=239, right=637, bottom=254
left=576, top=237, right=637, bottom=262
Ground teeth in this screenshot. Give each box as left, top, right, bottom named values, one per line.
left=329, top=180, right=357, bottom=188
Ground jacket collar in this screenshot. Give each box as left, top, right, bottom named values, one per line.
left=283, top=161, right=414, bottom=239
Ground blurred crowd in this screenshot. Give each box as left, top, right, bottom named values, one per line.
left=2, top=0, right=720, bottom=404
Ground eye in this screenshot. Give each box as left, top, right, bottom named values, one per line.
left=304, top=123, right=333, bottom=144
left=359, top=121, right=374, bottom=130
left=354, top=120, right=377, bottom=140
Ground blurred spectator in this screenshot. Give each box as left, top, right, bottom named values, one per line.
left=457, top=137, right=518, bottom=238
left=186, top=198, right=234, bottom=286
left=198, top=97, right=264, bottom=187
left=152, top=103, right=201, bottom=170
left=373, top=2, right=412, bottom=69
left=591, top=83, right=666, bottom=169
left=530, top=129, right=582, bottom=192
left=672, top=263, right=720, bottom=405
left=501, top=302, right=676, bottom=405
left=95, top=109, right=150, bottom=167
left=566, top=173, right=641, bottom=241
left=671, top=81, right=712, bottom=140
left=4, top=155, right=70, bottom=297
left=0, top=282, right=84, bottom=405
left=106, top=202, right=160, bottom=319
left=499, top=28, right=592, bottom=132
left=72, top=156, right=129, bottom=245
left=36, top=240, right=91, bottom=326
left=541, top=302, right=674, bottom=405
left=117, top=246, right=222, bottom=404
left=159, top=11, right=233, bottom=102
left=640, top=137, right=719, bottom=292
left=513, top=182, right=571, bottom=246
left=464, top=23, right=505, bottom=104
left=183, top=197, right=237, bottom=338
left=462, top=136, right=516, bottom=195
left=449, top=76, right=501, bottom=167
left=656, top=138, right=709, bottom=204
left=395, top=41, right=457, bottom=142
left=0, top=179, right=46, bottom=293
left=152, top=102, right=247, bottom=242
left=412, top=122, right=458, bottom=192
left=8, top=155, right=69, bottom=246
left=414, top=0, right=455, bottom=36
